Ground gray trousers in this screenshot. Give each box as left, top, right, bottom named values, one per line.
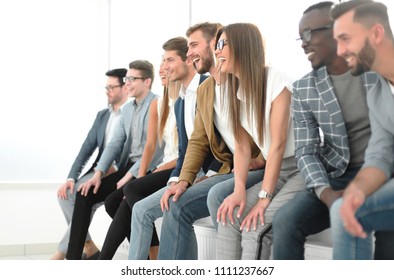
left=57, top=171, right=103, bottom=254
left=215, top=156, right=305, bottom=259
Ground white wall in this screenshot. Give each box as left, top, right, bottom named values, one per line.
left=0, top=182, right=113, bottom=247
left=0, top=183, right=72, bottom=245
left=0, top=0, right=110, bottom=182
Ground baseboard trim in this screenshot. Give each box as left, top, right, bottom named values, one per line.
left=0, top=243, right=58, bottom=257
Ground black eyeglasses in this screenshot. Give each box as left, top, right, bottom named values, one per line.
left=297, top=24, right=333, bottom=43
left=123, top=76, right=147, bottom=83
left=216, top=39, right=228, bottom=51
left=104, top=84, right=122, bottom=91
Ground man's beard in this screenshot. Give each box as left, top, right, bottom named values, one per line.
left=195, top=46, right=214, bottom=74
left=351, top=38, right=376, bottom=75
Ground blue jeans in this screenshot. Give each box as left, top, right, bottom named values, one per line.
left=272, top=165, right=360, bottom=259
left=157, top=173, right=234, bottom=259
left=129, top=169, right=206, bottom=260
left=207, top=169, right=265, bottom=230
left=128, top=174, right=232, bottom=260
left=331, top=177, right=394, bottom=259
left=128, top=185, right=174, bottom=260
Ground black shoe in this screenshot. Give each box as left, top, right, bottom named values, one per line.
left=82, top=250, right=100, bottom=260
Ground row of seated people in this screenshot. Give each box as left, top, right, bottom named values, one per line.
left=52, top=0, right=394, bottom=260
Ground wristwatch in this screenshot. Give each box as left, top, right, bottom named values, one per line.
left=258, top=189, right=274, bottom=200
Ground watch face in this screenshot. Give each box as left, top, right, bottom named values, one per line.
left=258, top=190, right=273, bottom=200
left=258, top=190, right=267, bottom=198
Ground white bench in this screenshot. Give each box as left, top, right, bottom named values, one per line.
left=194, top=217, right=333, bottom=260
left=116, top=217, right=333, bottom=260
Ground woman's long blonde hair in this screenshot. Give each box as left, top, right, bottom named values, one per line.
left=158, top=80, right=180, bottom=146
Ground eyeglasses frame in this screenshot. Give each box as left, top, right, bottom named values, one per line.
left=123, top=76, right=147, bottom=83
left=104, top=84, right=122, bottom=91
left=216, top=39, right=228, bottom=51
left=297, top=24, right=333, bottom=43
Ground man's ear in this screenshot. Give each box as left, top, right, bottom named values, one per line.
left=209, top=38, right=216, bottom=50
left=372, top=23, right=385, bottom=45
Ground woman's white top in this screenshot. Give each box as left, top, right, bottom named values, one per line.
left=157, top=96, right=178, bottom=165
left=214, top=83, right=236, bottom=154
left=237, top=66, right=295, bottom=159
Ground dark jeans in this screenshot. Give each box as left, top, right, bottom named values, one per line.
left=272, top=165, right=394, bottom=259
left=98, top=168, right=174, bottom=260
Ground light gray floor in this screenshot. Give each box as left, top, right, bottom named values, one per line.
left=0, top=254, right=51, bottom=260
left=0, top=252, right=128, bottom=260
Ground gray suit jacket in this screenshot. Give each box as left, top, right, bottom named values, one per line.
left=67, top=108, right=110, bottom=181
left=292, top=66, right=378, bottom=190
left=95, top=91, right=164, bottom=177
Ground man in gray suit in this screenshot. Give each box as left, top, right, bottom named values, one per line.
left=272, top=1, right=394, bottom=259
left=66, top=60, right=164, bottom=260
left=50, top=68, right=129, bottom=260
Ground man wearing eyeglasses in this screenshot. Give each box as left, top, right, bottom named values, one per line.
left=272, top=1, right=394, bottom=260
left=50, top=68, right=129, bottom=260
left=66, top=60, right=164, bottom=260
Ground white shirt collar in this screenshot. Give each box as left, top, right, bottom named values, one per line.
left=179, top=74, right=201, bottom=99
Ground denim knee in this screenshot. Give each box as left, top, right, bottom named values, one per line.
left=207, top=186, right=221, bottom=216
left=330, top=198, right=343, bottom=228
left=132, top=200, right=145, bottom=219
left=166, top=199, right=184, bottom=220
left=272, top=203, right=295, bottom=235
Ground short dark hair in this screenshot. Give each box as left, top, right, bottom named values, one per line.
left=105, top=68, right=127, bottom=85
left=128, top=60, right=154, bottom=88
left=330, top=0, right=393, bottom=39
left=162, top=37, right=188, bottom=61
left=303, top=1, right=334, bottom=14
left=330, top=0, right=372, bottom=20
